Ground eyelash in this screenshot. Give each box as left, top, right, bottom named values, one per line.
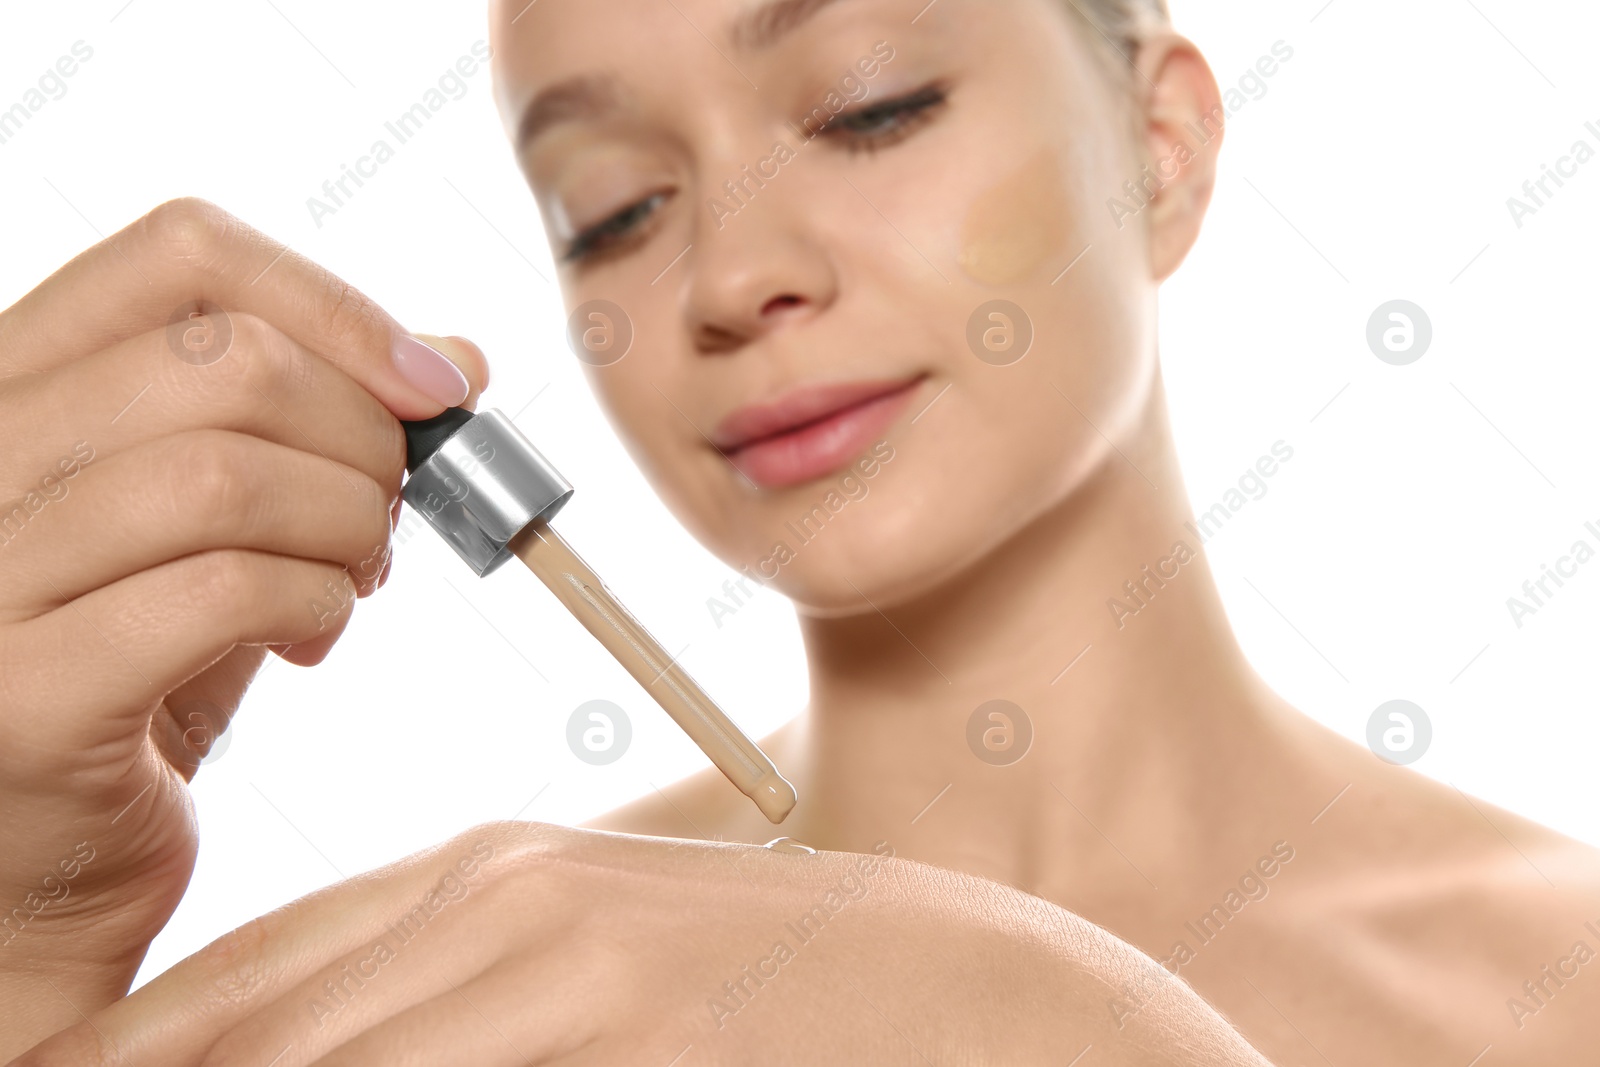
left=820, top=81, right=948, bottom=154
left=559, top=82, right=949, bottom=266
left=561, top=193, right=668, bottom=265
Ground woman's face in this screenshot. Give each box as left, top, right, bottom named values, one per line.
left=491, top=0, right=1165, bottom=615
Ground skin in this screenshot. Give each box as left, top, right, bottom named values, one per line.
left=508, top=0, right=1600, bottom=1061
left=5, top=0, right=1597, bottom=1063
left=0, top=201, right=490, bottom=1056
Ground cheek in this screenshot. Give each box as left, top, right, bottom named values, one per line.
left=957, top=147, right=1073, bottom=287
left=587, top=367, right=749, bottom=549
left=579, top=367, right=662, bottom=494
left=570, top=93, right=1149, bottom=613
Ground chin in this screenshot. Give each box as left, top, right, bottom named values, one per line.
left=721, top=455, right=1049, bottom=618
left=651, top=370, right=1132, bottom=616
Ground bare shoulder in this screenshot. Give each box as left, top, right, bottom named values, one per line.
left=1248, top=764, right=1600, bottom=1064
left=1400, top=794, right=1600, bottom=1059
left=1478, top=835, right=1600, bottom=1059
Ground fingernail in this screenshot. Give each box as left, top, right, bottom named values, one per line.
left=446, top=335, right=491, bottom=391
left=393, top=334, right=470, bottom=407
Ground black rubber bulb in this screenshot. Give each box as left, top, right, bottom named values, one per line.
left=401, top=407, right=475, bottom=474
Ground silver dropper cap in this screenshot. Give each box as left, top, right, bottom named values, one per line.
left=400, top=408, right=574, bottom=577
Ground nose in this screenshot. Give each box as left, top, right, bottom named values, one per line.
left=679, top=171, right=839, bottom=355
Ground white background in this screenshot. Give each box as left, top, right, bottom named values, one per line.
left=0, top=0, right=1594, bottom=987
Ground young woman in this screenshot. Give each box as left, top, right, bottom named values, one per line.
left=4, top=0, right=1596, bottom=1063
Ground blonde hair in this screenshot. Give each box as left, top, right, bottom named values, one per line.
left=1067, top=0, right=1170, bottom=68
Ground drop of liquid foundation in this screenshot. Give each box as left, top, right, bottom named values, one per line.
left=957, top=148, right=1071, bottom=287
left=763, top=838, right=817, bottom=855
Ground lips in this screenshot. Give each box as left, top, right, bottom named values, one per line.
left=712, top=375, right=926, bottom=490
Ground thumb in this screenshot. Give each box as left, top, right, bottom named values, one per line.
left=413, top=333, right=490, bottom=410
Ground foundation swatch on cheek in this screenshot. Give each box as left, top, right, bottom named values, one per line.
left=957, top=148, right=1071, bottom=287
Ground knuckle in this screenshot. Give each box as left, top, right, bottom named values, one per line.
left=457, top=820, right=567, bottom=875
left=230, top=312, right=313, bottom=399
left=144, top=196, right=236, bottom=266
left=165, top=432, right=257, bottom=527
left=222, top=310, right=277, bottom=369
left=184, top=548, right=260, bottom=616
left=438, top=832, right=539, bottom=908
left=183, top=910, right=283, bottom=1011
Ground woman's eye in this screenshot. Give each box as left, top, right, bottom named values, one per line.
left=824, top=83, right=948, bottom=154
left=557, top=85, right=947, bottom=265
left=562, top=191, right=668, bottom=265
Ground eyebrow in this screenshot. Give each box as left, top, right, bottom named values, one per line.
left=731, top=0, right=853, bottom=50
left=516, top=74, right=624, bottom=154
left=515, top=0, right=854, bottom=154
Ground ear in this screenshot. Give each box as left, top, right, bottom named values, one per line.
left=1129, top=34, right=1225, bottom=281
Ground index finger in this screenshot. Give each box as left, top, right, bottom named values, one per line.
left=0, top=197, right=474, bottom=420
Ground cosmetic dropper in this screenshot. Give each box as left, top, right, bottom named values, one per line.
left=399, top=406, right=797, bottom=825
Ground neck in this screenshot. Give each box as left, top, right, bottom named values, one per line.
left=780, top=371, right=1314, bottom=909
